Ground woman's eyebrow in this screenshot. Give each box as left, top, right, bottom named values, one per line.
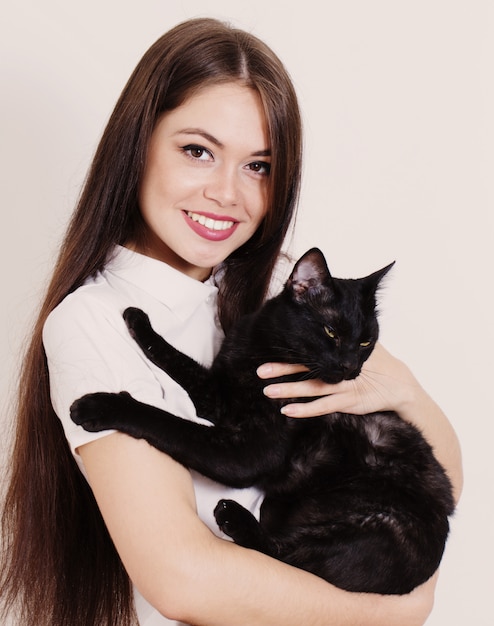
left=176, top=127, right=223, bottom=147
left=175, top=128, right=271, bottom=157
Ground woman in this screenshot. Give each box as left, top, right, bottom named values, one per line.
left=1, top=17, right=462, bottom=626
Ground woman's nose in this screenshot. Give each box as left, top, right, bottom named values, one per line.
left=203, top=165, right=240, bottom=207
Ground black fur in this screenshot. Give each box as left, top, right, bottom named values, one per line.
left=71, top=248, right=454, bottom=594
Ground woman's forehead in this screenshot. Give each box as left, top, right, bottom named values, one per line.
left=161, top=83, right=270, bottom=152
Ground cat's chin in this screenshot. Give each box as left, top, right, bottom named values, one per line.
left=319, top=374, right=346, bottom=384
left=319, top=370, right=361, bottom=384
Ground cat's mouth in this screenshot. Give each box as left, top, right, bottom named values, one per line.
left=319, top=368, right=361, bottom=384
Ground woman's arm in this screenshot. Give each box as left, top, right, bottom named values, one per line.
left=80, top=432, right=436, bottom=626
left=258, top=342, right=463, bottom=502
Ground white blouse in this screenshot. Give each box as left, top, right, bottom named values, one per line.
left=43, top=245, right=263, bottom=625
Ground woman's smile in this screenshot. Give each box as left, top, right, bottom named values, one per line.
left=183, top=210, right=239, bottom=241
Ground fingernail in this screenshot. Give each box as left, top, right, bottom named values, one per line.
left=257, top=364, right=273, bottom=377
left=263, top=384, right=280, bottom=398
left=280, top=404, right=299, bottom=417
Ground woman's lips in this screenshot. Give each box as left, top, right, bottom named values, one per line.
left=183, top=210, right=239, bottom=241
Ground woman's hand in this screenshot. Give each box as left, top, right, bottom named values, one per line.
left=258, top=342, right=463, bottom=502
left=257, top=343, right=419, bottom=418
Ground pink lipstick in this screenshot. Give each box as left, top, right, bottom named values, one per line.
left=183, top=210, right=239, bottom=242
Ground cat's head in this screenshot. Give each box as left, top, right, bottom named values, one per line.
left=278, top=248, right=394, bottom=384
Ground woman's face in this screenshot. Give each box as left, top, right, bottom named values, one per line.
left=135, top=82, right=271, bottom=280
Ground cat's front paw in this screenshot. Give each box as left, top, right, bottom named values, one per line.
left=214, top=499, right=235, bottom=536
left=214, top=500, right=251, bottom=537
left=123, top=307, right=152, bottom=339
left=214, top=500, right=267, bottom=551
left=70, top=391, right=134, bottom=432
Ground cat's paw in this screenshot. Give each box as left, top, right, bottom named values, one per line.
left=214, top=500, right=250, bottom=537
left=214, top=500, right=267, bottom=551
left=214, top=499, right=230, bottom=533
left=70, top=391, right=133, bottom=431
left=123, top=307, right=152, bottom=339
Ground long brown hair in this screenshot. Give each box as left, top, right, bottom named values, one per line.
left=1, top=18, right=302, bottom=625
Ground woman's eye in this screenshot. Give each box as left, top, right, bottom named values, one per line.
left=324, top=326, right=337, bottom=340
left=182, top=145, right=212, bottom=161
left=247, top=161, right=270, bottom=176
left=359, top=341, right=372, bottom=348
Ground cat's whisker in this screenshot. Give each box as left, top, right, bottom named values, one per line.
left=353, top=370, right=392, bottom=412
left=297, top=369, right=319, bottom=382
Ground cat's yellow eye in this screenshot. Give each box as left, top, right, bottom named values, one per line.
left=360, top=341, right=371, bottom=347
left=324, top=326, right=336, bottom=340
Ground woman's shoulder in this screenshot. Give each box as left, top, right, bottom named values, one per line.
left=45, top=245, right=147, bottom=330
left=47, top=275, right=116, bottom=323
left=43, top=272, right=130, bottom=352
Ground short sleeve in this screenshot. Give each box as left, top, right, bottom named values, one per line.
left=43, top=290, right=179, bottom=464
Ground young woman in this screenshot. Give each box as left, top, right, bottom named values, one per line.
left=1, top=17, right=462, bottom=626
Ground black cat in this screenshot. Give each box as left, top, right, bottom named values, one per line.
left=71, top=248, right=454, bottom=595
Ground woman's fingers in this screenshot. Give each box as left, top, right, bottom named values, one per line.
left=256, top=362, right=308, bottom=379
left=257, top=343, right=419, bottom=418
left=280, top=397, right=341, bottom=418
left=262, top=377, right=334, bottom=399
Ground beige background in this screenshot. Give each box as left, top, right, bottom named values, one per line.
left=1, top=1, right=492, bottom=624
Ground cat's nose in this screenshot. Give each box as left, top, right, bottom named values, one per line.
left=340, top=361, right=359, bottom=379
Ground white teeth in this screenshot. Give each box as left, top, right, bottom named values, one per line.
left=187, top=211, right=235, bottom=231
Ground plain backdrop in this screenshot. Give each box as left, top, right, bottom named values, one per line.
left=1, top=1, right=492, bottom=624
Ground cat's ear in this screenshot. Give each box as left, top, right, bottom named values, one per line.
left=362, top=261, right=395, bottom=295
left=286, top=248, right=332, bottom=301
